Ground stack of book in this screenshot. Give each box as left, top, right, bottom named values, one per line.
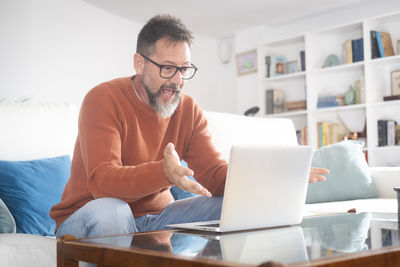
left=317, top=122, right=347, bottom=148
left=296, top=126, right=307, bottom=145
left=265, top=89, right=286, bottom=114
left=343, top=38, right=364, bottom=64
left=370, top=31, right=395, bottom=59
left=285, top=100, right=306, bottom=111
left=378, top=119, right=399, bottom=146
left=317, top=95, right=344, bottom=108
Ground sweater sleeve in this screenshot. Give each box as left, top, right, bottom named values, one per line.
left=183, top=104, right=228, bottom=196
left=78, top=85, right=170, bottom=201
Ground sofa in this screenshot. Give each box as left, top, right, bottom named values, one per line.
left=0, top=101, right=399, bottom=267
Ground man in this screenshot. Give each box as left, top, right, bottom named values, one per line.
left=50, top=14, right=327, bottom=239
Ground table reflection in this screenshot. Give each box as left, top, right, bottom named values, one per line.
left=171, top=226, right=308, bottom=265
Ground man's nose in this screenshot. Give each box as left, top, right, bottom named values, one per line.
left=170, top=69, right=183, bottom=84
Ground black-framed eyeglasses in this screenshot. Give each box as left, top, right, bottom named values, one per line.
left=140, top=53, right=198, bottom=80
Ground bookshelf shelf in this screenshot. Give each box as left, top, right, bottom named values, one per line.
left=310, top=61, right=364, bottom=74
left=261, top=71, right=306, bottom=82
left=257, top=11, right=400, bottom=167
left=369, top=99, right=400, bottom=107
left=369, top=54, right=400, bottom=64
left=313, top=104, right=366, bottom=113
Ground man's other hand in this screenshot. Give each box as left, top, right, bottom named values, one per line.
left=309, top=167, right=329, bottom=183
left=163, top=142, right=212, bottom=197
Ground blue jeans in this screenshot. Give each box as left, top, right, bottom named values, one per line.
left=56, top=196, right=223, bottom=239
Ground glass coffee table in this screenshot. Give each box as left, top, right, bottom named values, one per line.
left=57, top=212, right=400, bottom=267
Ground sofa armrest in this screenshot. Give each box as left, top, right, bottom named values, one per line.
left=370, top=167, right=400, bottom=198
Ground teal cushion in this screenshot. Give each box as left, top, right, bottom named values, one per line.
left=0, top=155, right=71, bottom=236
left=0, top=198, right=16, bottom=233
left=170, top=160, right=198, bottom=200
left=306, top=141, right=377, bottom=204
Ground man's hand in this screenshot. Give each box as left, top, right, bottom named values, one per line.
left=309, top=167, right=329, bottom=183
left=163, top=142, right=212, bottom=197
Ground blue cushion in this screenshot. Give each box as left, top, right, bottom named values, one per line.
left=0, top=155, right=71, bottom=235
left=170, top=160, right=198, bottom=200
left=0, top=198, right=16, bottom=233
left=306, top=141, right=377, bottom=204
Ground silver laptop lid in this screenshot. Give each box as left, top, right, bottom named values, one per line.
left=219, top=144, right=313, bottom=232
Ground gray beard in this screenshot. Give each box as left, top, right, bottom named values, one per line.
left=144, top=84, right=181, bottom=119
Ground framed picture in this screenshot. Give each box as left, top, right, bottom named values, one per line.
left=391, top=69, right=400, bottom=95
left=236, top=50, right=257, bottom=76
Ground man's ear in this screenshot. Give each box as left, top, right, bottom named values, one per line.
left=134, top=53, right=144, bottom=75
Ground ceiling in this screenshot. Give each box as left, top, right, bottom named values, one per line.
left=83, top=0, right=370, bottom=39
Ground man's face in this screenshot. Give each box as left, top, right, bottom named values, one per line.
left=140, top=38, right=191, bottom=118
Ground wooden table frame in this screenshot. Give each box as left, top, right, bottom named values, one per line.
left=57, top=234, right=400, bottom=267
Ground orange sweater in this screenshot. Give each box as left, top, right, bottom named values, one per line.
left=50, top=76, right=228, bottom=231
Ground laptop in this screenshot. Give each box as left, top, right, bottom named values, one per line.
left=167, top=144, right=314, bottom=232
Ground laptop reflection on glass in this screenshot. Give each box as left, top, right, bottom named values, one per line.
left=167, top=144, right=313, bottom=233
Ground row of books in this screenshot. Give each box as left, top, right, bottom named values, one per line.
left=317, top=122, right=347, bottom=148
left=264, top=51, right=305, bottom=78
left=370, top=31, right=395, bottom=59
left=344, top=38, right=364, bottom=64
left=377, top=119, right=400, bottom=146
left=296, top=126, right=307, bottom=145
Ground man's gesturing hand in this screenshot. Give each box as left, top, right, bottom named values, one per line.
left=308, top=167, right=329, bottom=183
left=163, top=143, right=212, bottom=197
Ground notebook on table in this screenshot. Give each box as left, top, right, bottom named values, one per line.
left=167, top=144, right=314, bottom=233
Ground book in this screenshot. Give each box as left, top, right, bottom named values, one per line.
left=360, top=75, right=366, bottom=104
left=380, top=32, right=395, bottom=57
left=370, top=31, right=380, bottom=59
left=265, top=56, right=271, bottom=78
left=285, top=100, right=306, bottom=111
left=269, top=56, right=287, bottom=77
left=317, top=95, right=339, bottom=108
left=265, top=89, right=286, bottom=114
left=352, top=38, right=364, bottom=63
left=387, top=120, right=396, bottom=146
left=376, top=32, right=385, bottom=58
left=266, top=89, right=274, bottom=114
left=299, top=51, right=306, bottom=71
left=383, top=95, right=400, bottom=101
left=354, top=79, right=361, bottom=104
left=345, top=40, right=353, bottom=64
left=378, top=120, right=388, bottom=146
left=302, top=126, right=307, bottom=145
left=273, top=89, right=286, bottom=114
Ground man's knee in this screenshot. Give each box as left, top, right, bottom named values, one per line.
left=86, top=198, right=133, bottom=226
left=69, top=197, right=136, bottom=237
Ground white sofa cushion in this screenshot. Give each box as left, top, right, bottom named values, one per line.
left=0, top=102, right=78, bottom=161
left=0, top=234, right=56, bottom=267
left=205, top=111, right=298, bottom=160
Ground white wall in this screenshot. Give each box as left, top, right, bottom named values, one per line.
left=0, top=0, right=235, bottom=113
left=0, top=0, right=139, bottom=105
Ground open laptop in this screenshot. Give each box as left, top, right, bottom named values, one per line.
left=167, top=144, right=314, bottom=232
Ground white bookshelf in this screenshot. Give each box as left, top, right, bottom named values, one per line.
left=257, top=11, right=400, bottom=167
